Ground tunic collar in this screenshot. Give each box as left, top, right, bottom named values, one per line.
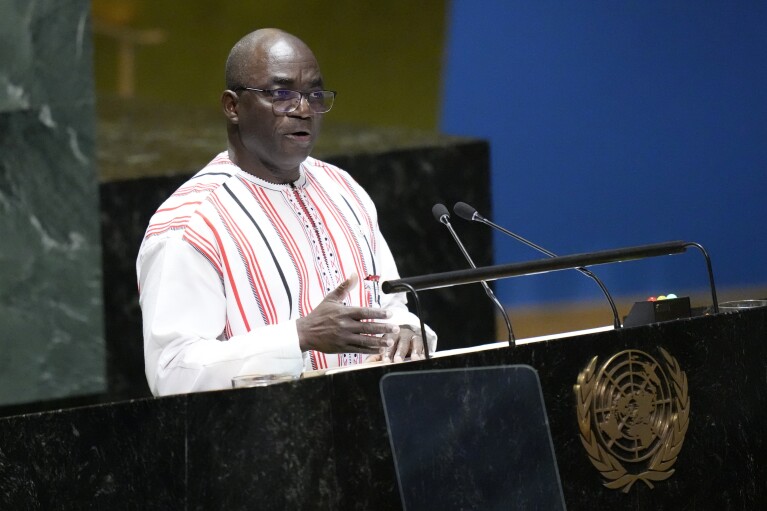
left=224, top=151, right=309, bottom=191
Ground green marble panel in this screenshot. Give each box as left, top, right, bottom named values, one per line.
left=0, top=0, right=105, bottom=405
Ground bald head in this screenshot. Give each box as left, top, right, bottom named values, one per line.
left=225, top=29, right=316, bottom=89
left=220, top=28, right=326, bottom=182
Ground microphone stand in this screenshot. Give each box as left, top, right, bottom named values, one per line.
left=432, top=204, right=516, bottom=345
left=454, top=202, right=622, bottom=329
left=382, top=241, right=695, bottom=292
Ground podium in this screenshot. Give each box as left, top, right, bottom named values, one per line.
left=1, top=307, right=766, bottom=509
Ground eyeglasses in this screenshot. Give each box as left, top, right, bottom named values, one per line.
left=234, top=87, right=336, bottom=114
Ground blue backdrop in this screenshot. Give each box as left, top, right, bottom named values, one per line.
left=441, top=1, right=767, bottom=306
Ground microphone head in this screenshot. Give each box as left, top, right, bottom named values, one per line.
left=453, top=201, right=479, bottom=221
left=431, top=203, right=450, bottom=224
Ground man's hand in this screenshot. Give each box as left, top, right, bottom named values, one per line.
left=367, top=327, right=425, bottom=363
left=297, top=273, right=398, bottom=354
left=380, top=327, right=424, bottom=363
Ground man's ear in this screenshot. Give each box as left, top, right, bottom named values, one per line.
left=221, top=90, right=239, bottom=123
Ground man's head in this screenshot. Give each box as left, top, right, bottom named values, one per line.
left=222, top=29, right=329, bottom=183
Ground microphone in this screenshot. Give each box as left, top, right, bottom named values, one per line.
left=431, top=203, right=516, bottom=345
left=453, top=201, right=622, bottom=329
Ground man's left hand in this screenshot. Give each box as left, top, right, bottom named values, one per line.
left=372, top=327, right=424, bottom=363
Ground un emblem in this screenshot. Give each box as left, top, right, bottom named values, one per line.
left=574, top=348, right=690, bottom=492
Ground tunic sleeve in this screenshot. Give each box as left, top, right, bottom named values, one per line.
left=138, top=237, right=303, bottom=396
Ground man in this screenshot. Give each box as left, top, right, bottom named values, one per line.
left=137, top=28, right=436, bottom=396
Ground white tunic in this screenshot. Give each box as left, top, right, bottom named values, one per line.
left=137, top=152, right=433, bottom=396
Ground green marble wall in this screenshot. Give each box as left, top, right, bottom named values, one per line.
left=0, top=0, right=105, bottom=405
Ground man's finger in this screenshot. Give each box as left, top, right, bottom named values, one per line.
left=393, top=333, right=413, bottom=363
left=355, top=320, right=398, bottom=336
left=348, top=334, right=391, bottom=353
left=409, top=334, right=425, bottom=361
left=349, top=306, right=393, bottom=321
left=324, top=273, right=359, bottom=303
left=381, top=333, right=396, bottom=363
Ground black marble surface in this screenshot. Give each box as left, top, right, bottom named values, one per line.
left=1, top=308, right=765, bottom=509
left=0, top=398, right=185, bottom=509
left=327, top=309, right=767, bottom=510
left=185, top=379, right=336, bottom=510
left=100, top=137, right=496, bottom=399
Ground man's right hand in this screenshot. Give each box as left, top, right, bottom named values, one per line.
left=296, top=273, right=398, bottom=354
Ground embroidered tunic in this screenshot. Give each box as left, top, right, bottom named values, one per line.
left=137, top=152, right=429, bottom=396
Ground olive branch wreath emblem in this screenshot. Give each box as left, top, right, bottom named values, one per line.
left=574, top=347, right=690, bottom=493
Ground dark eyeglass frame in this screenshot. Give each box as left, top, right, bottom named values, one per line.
left=234, top=87, right=336, bottom=114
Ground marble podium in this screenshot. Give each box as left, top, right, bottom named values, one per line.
left=1, top=307, right=765, bottom=510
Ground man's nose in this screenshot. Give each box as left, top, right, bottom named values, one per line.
left=292, top=94, right=314, bottom=117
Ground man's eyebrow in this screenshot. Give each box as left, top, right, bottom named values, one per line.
left=271, top=76, right=294, bottom=86
left=270, top=76, right=324, bottom=88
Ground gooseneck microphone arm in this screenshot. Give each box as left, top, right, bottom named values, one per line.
left=432, top=204, right=516, bottom=346
left=396, top=281, right=430, bottom=360
left=453, top=202, right=622, bottom=329
left=684, top=242, right=719, bottom=313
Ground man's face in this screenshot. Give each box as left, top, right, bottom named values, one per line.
left=235, top=39, right=324, bottom=179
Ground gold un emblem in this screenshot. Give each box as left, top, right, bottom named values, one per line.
left=574, top=348, right=690, bottom=492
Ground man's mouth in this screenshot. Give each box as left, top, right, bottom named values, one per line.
left=285, top=130, right=312, bottom=142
